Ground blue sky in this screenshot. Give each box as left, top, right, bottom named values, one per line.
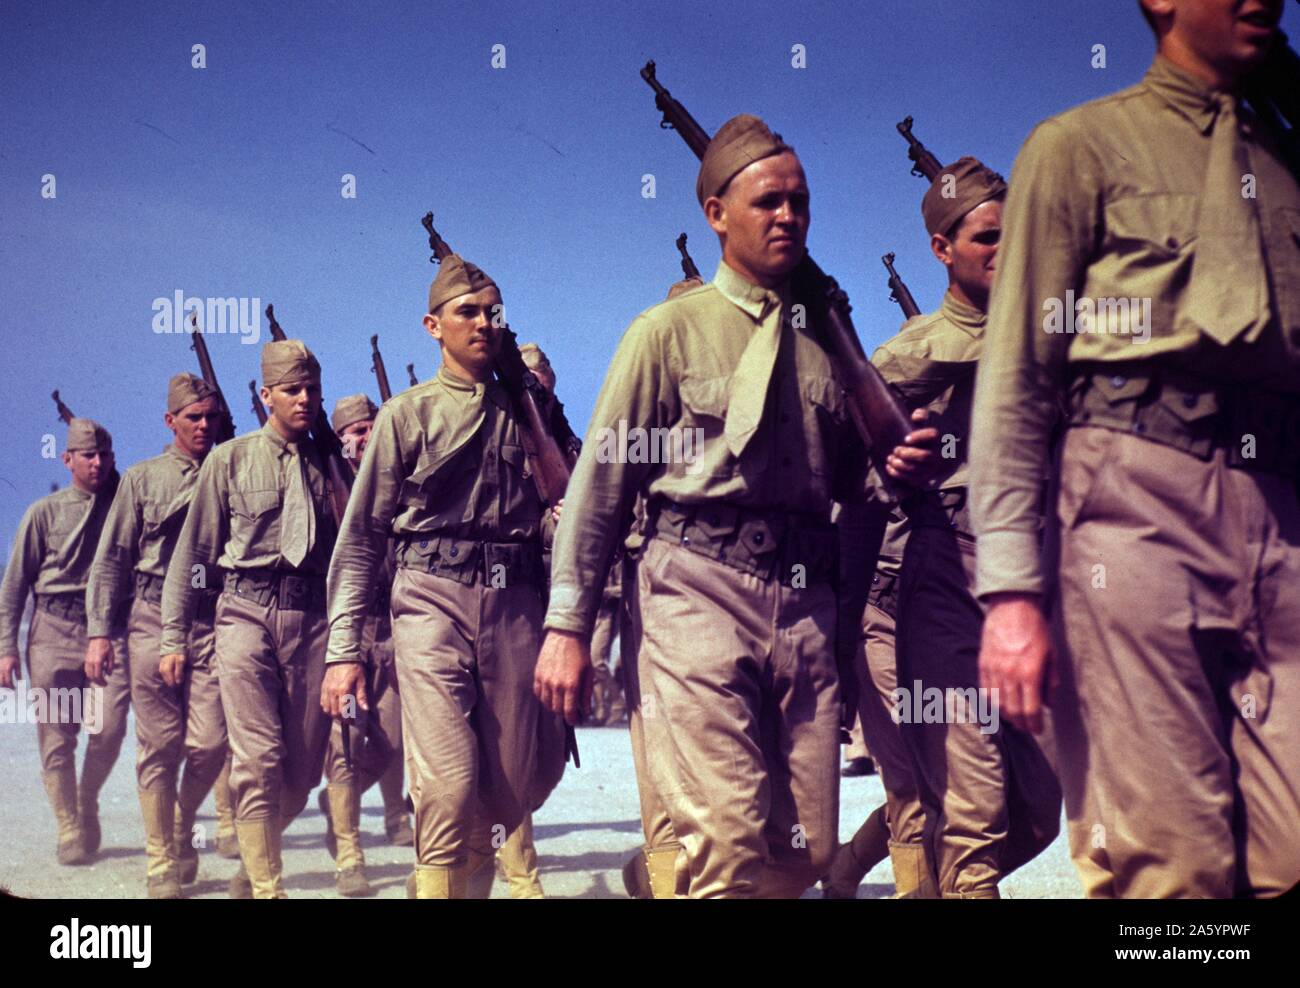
left=3, top=0, right=1294, bottom=544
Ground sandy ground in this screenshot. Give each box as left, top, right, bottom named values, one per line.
left=0, top=716, right=1083, bottom=899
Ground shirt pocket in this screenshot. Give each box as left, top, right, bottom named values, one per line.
left=399, top=446, right=479, bottom=525
left=1098, top=192, right=1199, bottom=333
left=804, top=375, right=846, bottom=478
left=678, top=375, right=731, bottom=479
left=1268, top=206, right=1300, bottom=347
left=229, top=489, right=281, bottom=559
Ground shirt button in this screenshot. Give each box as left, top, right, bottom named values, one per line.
left=682, top=535, right=691, bottom=546
left=1165, top=237, right=1179, bottom=251
left=1110, top=375, right=1127, bottom=388
left=1182, top=393, right=1198, bottom=409
left=419, top=540, right=428, bottom=548
left=753, top=533, right=765, bottom=545
left=449, top=547, right=459, bottom=557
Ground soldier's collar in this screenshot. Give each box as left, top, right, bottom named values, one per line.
left=713, top=261, right=791, bottom=322
left=437, top=364, right=508, bottom=410
left=259, top=417, right=298, bottom=454
left=164, top=442, right=201, bottom=470
left=941, top=290, right=987, bottom=337
left=1145, top=55, right=1234, bottom=134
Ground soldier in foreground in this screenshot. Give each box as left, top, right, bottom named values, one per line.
left=85, top=374, right=230, bottom=898
left=536, top=115, right=938, bottom=896
left=161, top=341, right=337, bottom=898
left=0, top=418, right=132, bottom=865
left=315, top=393, right=413, bottom=898
left=323, top=257, right=564, bottom=898
left=972, top=0, right=1300, bottom=897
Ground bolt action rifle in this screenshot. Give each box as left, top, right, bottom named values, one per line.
left=248, top=380, right=268, bottom=426
left=406, top=363, right=418, bottom=388
left=882, top=253, right=921, bottom=321
left=187, top=313, right=238, bottom=443
left=676, top=232, right=701, bottom=280
left=640, top=61, right=917, bottom=490
left=895, top=116, right=943, bottom=182
left=370, top=335, right=393, bottom=403
left=52, top=390, right=75, bottom=425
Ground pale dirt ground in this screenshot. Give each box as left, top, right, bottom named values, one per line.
left=0, top=716, right=1083, bottom=900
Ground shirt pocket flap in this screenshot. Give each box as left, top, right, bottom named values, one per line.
left=499, top=442, right=531, bottom=477
left=231, top=490, right=280, bottom=519
left=400, top=447, right=464, bottom=502
left=1157, top=387, right=1220, bottom=424
left=1105, top=193, right=1199, bottom=258
left=1091, top=372, right=1152, bottom=405
left=805, top=375, right=847, bottom=420
left=680, top=376, right=731, bottom=419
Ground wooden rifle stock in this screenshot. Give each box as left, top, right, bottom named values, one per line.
left=188, top=313, right=237, bottom=443
left=676, top=232, right=702, bottom=280
left=52, top=390, right=75, bottom=424
left=882, top=253, right=921, bottom=320
left=641, top=61, right=916, bottom=489
left=896, top=116, right=944, bottom=182
left=370, top=335, right=393, bottom=403
left=248, top=380, right=268, bottom=426
left=261, top=303, right=353, bottom=525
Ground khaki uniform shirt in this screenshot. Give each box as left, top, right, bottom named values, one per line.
left=160, top=420, right=336, bottom=655
left=0, top=483, right=116, bottom=654
left=326, top=365, right=547, bottom=665
left=971, top=56, right=1300, bottom=598
left=86, top=445, right=202, bottom=637
left=545, top=261, right=865, bottom=636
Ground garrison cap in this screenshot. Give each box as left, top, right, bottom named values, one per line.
left=66, top=418, right=113, bottom=453
left=167, top=372, right=218, bottom=414
left=261, top=339, right=321, bottom=388
left=696, top=114, right=794, bottom=206
left=331, top=393, right=378, bottom=433
left=428, top=255, right=497, bottom=314
left=921, top=156, right=1007, bottom=237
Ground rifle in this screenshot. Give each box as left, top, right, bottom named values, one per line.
left=896, top=116, right=944, bottom=182
left=248, top=380, right=268, bottom=426
left=420, top=212, right=582, bottom=504
left=262, top=303, right=353, bottom=525
left=882, top=253, right=921, bottom=320
left=406, top=363, right=418, bottom=388
left=676, top=232, right=702, bottom=280
left=370, top=335, right=393, bottom=403
left=640, top=61, right=916, bottom=489
left=52, top=390, right=75, bottom=424
left=188, top=313, right=237, bottom=443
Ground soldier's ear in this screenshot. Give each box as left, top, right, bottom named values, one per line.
left=423, top=312, right=443, bottom=342
left=61, top=450, right=74, bottom=470
left=704, top=195, right=727, bottom=238
left=930, top=232, right=953, bottom=267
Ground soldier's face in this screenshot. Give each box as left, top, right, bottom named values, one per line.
left=424, top=286, right=504, bottom=377
left=62, top=448, right=113, bottom=493
left=1152, top=0, right=1283, bottom=80
left=166, top=396, right=222, bottom=458
left=707, top=151, right=809, bottom=287
left=337, top=418, right=373, bottom=465
left=934, top=198, right=1002, bottom=312
left=262, top=379, right=322, bottom=438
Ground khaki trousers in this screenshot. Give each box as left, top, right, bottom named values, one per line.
left=1053, top=427, right=1300, bottom=898
left=852, top=601, right=928, bottom=847
left=323, top=613, right=403, bottom=794
left=897, top=523, right=1061, bottom=896
left=26, top=607, right=131, bottom=816
left=390, top=567, right=563, bottom=868
left=214, top=591, right=330, bottom=823
left=636, top=537, right=841, bottom=898
left=128, top=597, right=226, bottom=795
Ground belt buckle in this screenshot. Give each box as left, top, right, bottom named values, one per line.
left=280, top=574, right=307, bottom=608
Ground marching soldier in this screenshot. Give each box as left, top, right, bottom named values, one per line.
left=972, top=0, right=1300, bottom=897
left=85, top=374, right=230, bottom=898
left=161, top=340, right=337, bottom=898
left=315, top=393, right=413, bottom=898
left=323, top=257, right=565, bottom=899
left=535, top=115, right=937, bottom=896
left=839, top=158, right=1062, bottom=900
left=0, top=418, right=132, bottom=865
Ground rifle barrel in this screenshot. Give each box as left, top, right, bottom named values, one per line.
left=882, top=253, right=922, bottom=321
left=52, top=390, right=75, bottom=424
left=406, top=363, right=418, bottom=388
left=371, top=334, right=393, bottom=403
left=676, top=232, right=702, bottom=280
left=896, top=116, right=945, bottom=182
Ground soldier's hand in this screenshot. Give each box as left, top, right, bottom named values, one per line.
left=978, top=593, right=1054, bottom=734
left=321, top=662, right=369, bottom=718
left=0, top=654, right=20, bottom=690
left=534, top=630, right=592, bottom=726
left=159, top=652, right=188, bottom=688
left=885, top=408, right=941, bottom=485
left=551, top=498, right=564, bottom=524
left=84, top=637, right=115, bottom=685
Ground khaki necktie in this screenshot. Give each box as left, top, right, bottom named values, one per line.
left=724, top=297, right=784, bottom=457
left=280, top=442, right=316, bottom=567
left=1186, top=94, right=1269, bottom=346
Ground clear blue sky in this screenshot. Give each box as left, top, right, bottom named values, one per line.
left=3, top=0, right=1295, bottom=545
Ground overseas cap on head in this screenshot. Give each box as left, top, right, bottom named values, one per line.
left=331, top=393, right=378, bottom=433
left=696, top=114, right=794, bottom=206
left=428, top=254, right=497, bottom=314
left=167, top=372, right=218, bottom=414
left=921, top=156, right=1007, bottom=237
left=261, top=339, right=321, bottom=388
left=66, top=417, right=113, bottom=453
